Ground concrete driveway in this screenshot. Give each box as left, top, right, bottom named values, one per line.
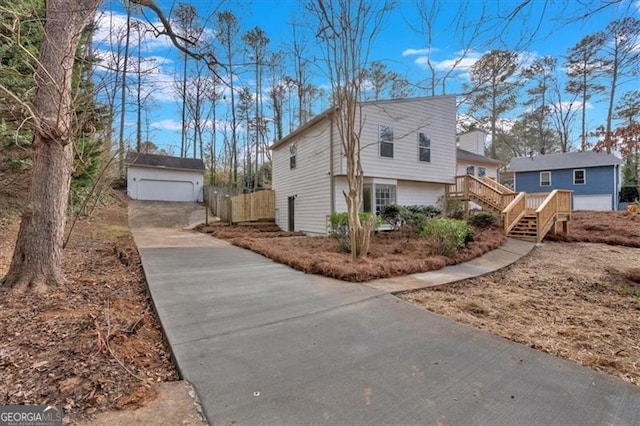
left=130, top=201, right=640, bottom=425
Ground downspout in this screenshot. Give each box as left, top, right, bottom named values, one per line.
left=613, top=164, right=618, bottom=210
left=329, top=119, right=335, bottom=215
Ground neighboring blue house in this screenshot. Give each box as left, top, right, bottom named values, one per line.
left=509, top=151, right=623, bottom=211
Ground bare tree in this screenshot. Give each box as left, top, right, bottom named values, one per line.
left=308, top=0, right=392, bottom=260
left=601, top=17, right=640, bottom=152
left=1, top=0, right=224, bottom=293
left=565, top=32, right=607, bottom=151
left=1, top=0, right=102, bottom=291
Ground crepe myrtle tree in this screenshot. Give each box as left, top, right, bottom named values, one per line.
left=307, top=0, right=392, bottom=261
left=0, top=0, right=222, bottom=293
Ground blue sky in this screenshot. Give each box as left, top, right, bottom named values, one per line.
left=93, top=0, right=640, bottom=155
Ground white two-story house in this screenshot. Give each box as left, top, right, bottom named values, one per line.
left=271, top=96, right=459, bottom=235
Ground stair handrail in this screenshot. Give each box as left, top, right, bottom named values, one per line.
left=465, top=174, right=505, bottom=211
left=481, top=176, right=515, bottom=195
left=535, top=190, right=560, bottom=242
left=502, top=192, right=527, bottom=234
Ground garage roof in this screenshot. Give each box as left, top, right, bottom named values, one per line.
left=509, top=151, right=622, bottom=172
left=127, top=153, right=205, bottom=171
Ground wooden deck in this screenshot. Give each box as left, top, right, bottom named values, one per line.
left=446, top=175, right=571, bottom=243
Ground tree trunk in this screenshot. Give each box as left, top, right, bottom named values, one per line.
left=1, top=0, right=100, bottom=293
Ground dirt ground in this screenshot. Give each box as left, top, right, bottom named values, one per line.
left=402, top=211, right=640, bottom=386
left=0, top=192, right=200, bottom=423
left=197, top=223, right=506, bottom=282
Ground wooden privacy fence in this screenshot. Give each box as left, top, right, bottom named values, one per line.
left=204, top=187, right=275, bottom=224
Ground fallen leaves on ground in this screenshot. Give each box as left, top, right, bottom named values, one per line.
left=0, top=192, right=177, bottom=423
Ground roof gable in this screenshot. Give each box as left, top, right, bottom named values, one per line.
left=509, top=151, right=622, bottom=173
left=456, top=148, right=502, bottom=165
left=126, top=153, right=205, bottom=171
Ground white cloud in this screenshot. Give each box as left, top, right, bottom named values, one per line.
left=151, top=119, right=182, bottom=131
left=402, top=47, right=438, bottom=57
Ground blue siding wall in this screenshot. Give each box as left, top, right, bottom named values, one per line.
left=515, top=166, right=616, bottom=207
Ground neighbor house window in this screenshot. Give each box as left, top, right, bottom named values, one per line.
left=540, top=171, right=551, bottom=186
left=573, top=169, right=585, bottom=185
left=289, top=143, right=297, bottom=169
left=379, top=125, right=394, bottom=158
left=418, top=133, right=431, bottom=162
left=466, top=165, right=475, bottom=175
left=375, top=184, right=396, bottom=214
left=478, top=167, right=486, bottom=177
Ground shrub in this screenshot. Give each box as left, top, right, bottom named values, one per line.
left=420, top=218, right=474, bottom=257
left=395, top=205, right=441, bottom=235
left=468, top=211, right=498, bottom=229
left=329, top=212, right=379, bottom=253
left=437, top=195, right=464, bottom=218
left=620, top=186, right=639, bottom=203
left=380, top=204, right=401, bottom=228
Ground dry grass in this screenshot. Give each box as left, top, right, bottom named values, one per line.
left=199, top=224, right=506, bottom=282
left=401, top=239, right=640, bottom=386
left=547, top=211, right=640, bottom=247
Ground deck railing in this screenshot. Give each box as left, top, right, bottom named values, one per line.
left=502, top=192, right=526, bottom=234
left=481, top=176, right=515, bottom=195
left=535, top=190, right=572, bottom=242
left=447, top=175, right=517, bottom=211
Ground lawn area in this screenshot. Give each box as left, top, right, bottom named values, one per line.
left=197, top=221, right=506, bottom=282
left=402, top=210, right=640, bottom=386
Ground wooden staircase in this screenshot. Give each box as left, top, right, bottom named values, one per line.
left=446, top=175, right=572, bottom=243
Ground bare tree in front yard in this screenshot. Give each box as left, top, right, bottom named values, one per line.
left=307, top=0, right=392, bottom=260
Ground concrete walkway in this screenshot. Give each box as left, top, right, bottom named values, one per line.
left=131, top=202, right=640, bottom=425
left=366, top=238, right=535, bottom=293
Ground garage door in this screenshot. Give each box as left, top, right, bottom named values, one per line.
left=573, top=194, right=612, bottom=211
left=137, top=179, right=195, bottom=202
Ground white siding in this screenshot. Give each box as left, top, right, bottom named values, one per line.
left=335, top=96, right=457, bottom=184
left=272, top=119, right=332, bottom=235
left=127, top=166, right=203, bottom=202
left=396, top=181, right=444, bottom=207
left=458, top=130, right=486, bottom=155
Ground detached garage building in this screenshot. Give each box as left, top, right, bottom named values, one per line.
left=127, top=153, right=205, bottom=202
left=510, top=151, right=622, bottom=211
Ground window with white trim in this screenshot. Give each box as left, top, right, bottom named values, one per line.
left=540, top=171, right=551, bottom=186
left=375, top=184, right=396, bottom=214
left=478, top=167, right=486, bottom=177
left=466, top=165, right=475, bottom=175
left=418, top=132, right=431, bottom=162
left=573, top=169, right=585, bottom=185
left=379, top=125, right=394, bottom=158
left=289, top=143, right=297, bottom=169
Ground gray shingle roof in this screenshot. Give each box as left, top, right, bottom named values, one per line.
left=126, top=153, right=205, bottom=171
left=456, top=148, right=502, bottom=165
left=509, top=151, right=622, bottom=172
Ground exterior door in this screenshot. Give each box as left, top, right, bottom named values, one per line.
left=288, top=196, right=295, bottom=231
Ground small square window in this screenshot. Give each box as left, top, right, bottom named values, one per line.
left=540, top=171, right=551, bottom=186
left=478, top=167, right=486, bottom=177
left=466, top=165, right=475, bottom=176
left=573, top=169, right=585, bottom=185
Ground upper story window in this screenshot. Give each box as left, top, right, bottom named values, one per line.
left=573, top=169, right=585, bottom=185
left=289, top=143, right=297, bottom=169
left=540, top=171, right=551, bottom=186
left=466, top=165, right=475, bottom=176
left=478, top=167, right=486, bottom=177
left=379, top=125, right=394, bottom=158
left=418, top=133, right=431, bottom=162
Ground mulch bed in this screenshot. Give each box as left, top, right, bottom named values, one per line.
left=547, top=210, right=640, bottom=247
left=198, top=223, right=506, bottom=282
left=0, top=192, right=177, bottom=423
